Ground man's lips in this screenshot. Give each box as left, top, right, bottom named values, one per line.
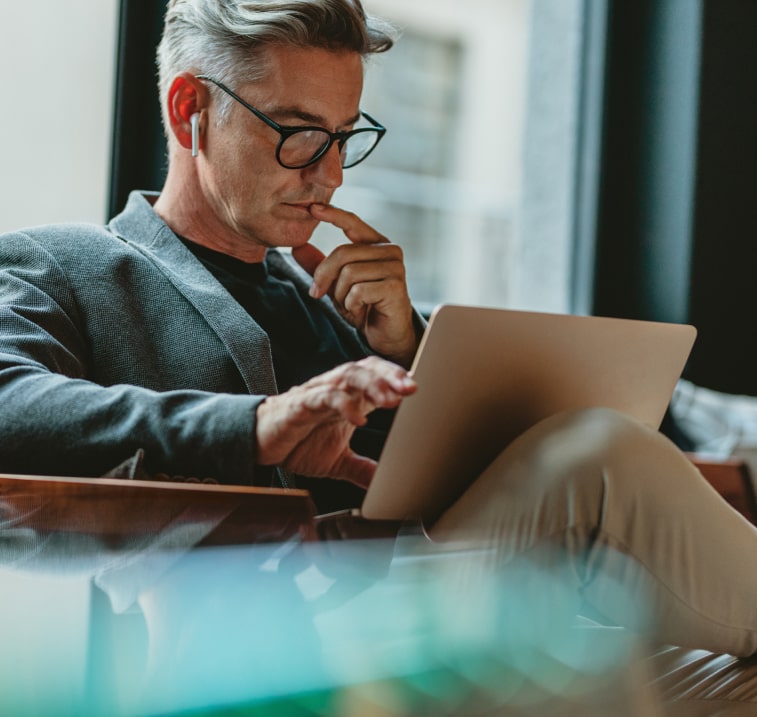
left=282, top=202, right=316, bottom=215
left=282, top=201, right=332, bottom=220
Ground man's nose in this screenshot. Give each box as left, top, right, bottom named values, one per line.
left=302, top=143, right=344, bottom=189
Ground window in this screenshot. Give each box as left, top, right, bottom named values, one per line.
left=312, top=0, right=586, bottom=314
left=0, top=0, right=119, bottom=232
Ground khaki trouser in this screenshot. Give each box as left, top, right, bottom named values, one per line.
left=432, top=407, right=757, bottom=656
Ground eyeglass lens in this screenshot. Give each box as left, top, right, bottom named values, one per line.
left=280, top=129, right=380, bottom=169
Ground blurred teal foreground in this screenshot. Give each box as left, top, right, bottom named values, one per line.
left=0, top=538, right=656, bottom=716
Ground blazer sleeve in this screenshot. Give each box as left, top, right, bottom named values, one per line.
left=0, top=231, right=268, bottom=485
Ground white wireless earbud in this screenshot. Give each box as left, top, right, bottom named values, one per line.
left=190, top=112, right=200, bottom=157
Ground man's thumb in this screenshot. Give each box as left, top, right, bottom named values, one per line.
left=336, top=451, right=377, bottom=490
left=292, top=243, right=326, bottom=277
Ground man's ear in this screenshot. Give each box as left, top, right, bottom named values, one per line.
left=165, top=72, right=208, bottom=153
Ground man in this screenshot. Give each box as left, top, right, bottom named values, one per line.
left=1, top=0, right=757, bottom=687
left=0, top=1, right=417, bottom=500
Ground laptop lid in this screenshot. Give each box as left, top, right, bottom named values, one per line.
left=361, top=304, right=697, bottom=523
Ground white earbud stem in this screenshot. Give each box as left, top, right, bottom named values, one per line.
left=190, top=112, right=200, bottom=157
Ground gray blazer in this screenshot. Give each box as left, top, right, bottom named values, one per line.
left=0, top=192, right=371, bottom=484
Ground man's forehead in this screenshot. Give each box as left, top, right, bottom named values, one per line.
left=263, top=103, right=362, bottom=128
left=256, top=44, right=363, bottom=78
left=244, top=45, right=364, bottom=126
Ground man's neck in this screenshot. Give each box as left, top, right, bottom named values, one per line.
left=154, top=166, right=267, bottom=264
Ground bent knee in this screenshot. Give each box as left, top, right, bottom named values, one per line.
left=566, top=407, right=656, bottom=454
left=530, top=407, right=698, bottom=502
left=527, top=407, right=647, bottom=464
left=512, top=408, right=667, bottom=492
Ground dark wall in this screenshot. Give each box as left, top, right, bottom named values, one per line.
left=592, top=0, right=701, bottom=326
left=592, top=0, right=757, bottom=395
left=109, top=0, right=169, bottom=218
left=685, top=0, right=757, bottom=394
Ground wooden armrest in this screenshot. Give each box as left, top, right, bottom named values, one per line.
left=687, top=455, right=757, bottom=524
left=0, top=473, right=318, bottom=546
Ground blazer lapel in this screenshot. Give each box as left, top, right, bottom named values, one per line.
left=109, top=192, right=278, bottom=396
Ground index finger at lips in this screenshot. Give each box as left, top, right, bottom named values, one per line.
left=309, top=204, right=388, bottom=245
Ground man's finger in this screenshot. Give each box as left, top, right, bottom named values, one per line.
left=309, top=203, right=388, bottom=245
left=310, top=243, right=403, bottom=299
left=312, top=357, right=417, bottom=400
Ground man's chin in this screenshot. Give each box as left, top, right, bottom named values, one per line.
left=267, top=224, right=318, bottom=251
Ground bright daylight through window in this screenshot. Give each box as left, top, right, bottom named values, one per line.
left=0, top=0, right=584, bottom=315
left=311, top=0, right=586, bottom=315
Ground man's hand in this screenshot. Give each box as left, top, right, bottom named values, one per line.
left=255, top=356, right=416, bottom=488
left=292, top=204, right=420, bottom=368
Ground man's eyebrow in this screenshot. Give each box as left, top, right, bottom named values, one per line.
left=268, top=105, right=362, bottom=129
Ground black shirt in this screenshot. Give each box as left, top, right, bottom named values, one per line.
left=179, top=239, right=358, bottom=392
left=180, top=239, right=393, bottom=511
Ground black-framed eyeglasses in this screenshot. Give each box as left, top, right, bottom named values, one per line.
left=196, top=75, right=386, bottom=170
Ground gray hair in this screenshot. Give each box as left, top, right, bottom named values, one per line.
left=157, top=0, right=396, bottom=128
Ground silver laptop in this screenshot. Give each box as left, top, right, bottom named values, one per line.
left=360, top=304, right=697, bottom=523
